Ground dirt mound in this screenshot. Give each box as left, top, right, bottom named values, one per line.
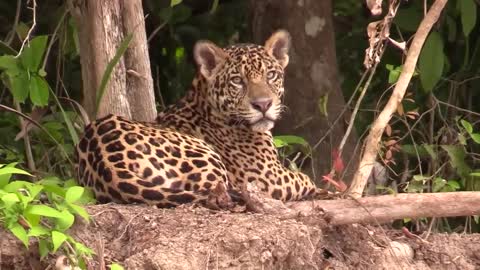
left=1, top=204, right=479, bottom=269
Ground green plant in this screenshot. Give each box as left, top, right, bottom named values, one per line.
left=0, top=163, right=95, bottom=268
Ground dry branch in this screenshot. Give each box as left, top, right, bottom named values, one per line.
left=287, top=192, right=480, bottom=225
left=348, top=0, right=448, bottom=198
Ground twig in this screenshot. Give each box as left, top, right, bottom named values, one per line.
left=42, top=7, right=69, bottom=70
left=147, top=21, right=167, bottom=43
left=5, top=0, right=22, bottom=45
left=14, top=102, right=36, bottom=172
left=0, top=104, right=74, bottom=166
left=15, top=0, right=37, bottom=58
left=433, top=94, right=480, bottom=118
left=348, top=0, right=448, bottom=198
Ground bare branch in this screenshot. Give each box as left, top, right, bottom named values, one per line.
left=348, top=0, right=448, bottom=198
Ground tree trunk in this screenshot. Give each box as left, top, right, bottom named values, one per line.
left=68, top=0, right=157, bottom=121
left=249, top=0, right=358, bottom=183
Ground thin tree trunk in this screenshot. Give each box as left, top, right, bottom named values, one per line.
left=68, top=0, right=157, bottom=121
left=249, top=0, right=358, bottom=184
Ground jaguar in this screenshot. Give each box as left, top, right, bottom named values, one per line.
left=75, top=30, right=318, bottom=207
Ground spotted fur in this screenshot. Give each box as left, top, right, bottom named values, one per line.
left=75, top=30, right=317, bottom=207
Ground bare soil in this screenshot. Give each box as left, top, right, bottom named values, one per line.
left=1, top=204, right=479, bottom=269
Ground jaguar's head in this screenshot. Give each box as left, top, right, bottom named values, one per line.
left=194, top=30, right=290, bottom=132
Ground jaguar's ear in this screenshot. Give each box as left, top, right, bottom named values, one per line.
left=194, top=41, right=227, bottom=79
left=264, top=30, right=291, bottom=68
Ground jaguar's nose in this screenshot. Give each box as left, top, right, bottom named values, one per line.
left=251, top=98, right=273, bottom=113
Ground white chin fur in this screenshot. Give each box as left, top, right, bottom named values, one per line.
left=251, top=120, right=275, bottom=132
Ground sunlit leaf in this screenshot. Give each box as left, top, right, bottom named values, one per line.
left=9, top=222, right=29, bottom=247
left=68, top=203, right=90, bottom=222
left=273, top=135, right=309, bottom=148
left=1, top=193, right=20, bottom=208
left=171, top=0, right=182, bottom=7
left=0, top=163, right=22, bottom=188
left=461, top=119, right=473, bottom=134
left=65, top=186, right=84, bottom=203
left=55, top=210, right=75, bottom=231
left=51, top=231, right=67, bottom=253
left=110, top=263, right=125, bottom=270
left=28, top=225, right=50, bottom=237
left=25, top=204, right=63, bottom=218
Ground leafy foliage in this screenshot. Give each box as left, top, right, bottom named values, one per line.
left=0, top=163, right=95, bottom=266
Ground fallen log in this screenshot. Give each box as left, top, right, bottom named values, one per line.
left=288, top=192, right=480, bottom=225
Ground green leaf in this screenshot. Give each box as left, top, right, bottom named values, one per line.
left=38, top=239, right=50, bottom=258
left=65, top=186, right=84, bottom=203
left=0, top=163, right=22, bottom=188
left=447, top=180, right=460, bottom=190
left=394, top=6, right=422, bottom=32
left=74, top=242, right=95, bottom=256
left=3, top=180, right=32, bottom=193
left=28, top=225, right=50, bottom=237
left=1, top=193, right=20, bottom=207
left=9, top=71, right=30, bottom=103
left=446, top=16, right=457, bottom=42
left=170, top=0, right=182, bottom=7
left=9, top=223, right=29, bottom=247
left=471, top=133, right=480, bottom=144
left=27, top=184, right=44, bottom=200
left=110, top=263, right=125, bottom=270
left=25, top=204, right=63, bottom=218
left=23, top=212, right=40, bottom=227
left=20, top=35, right=48, bottom=71
left=68, top=203, right=90, bottom=222
left=0, top=167, right=31, bottom=177
left=459, top=0, right=477, bottom=37
left=48, top=89, right=79, bottom=145
left=422, top=144, right=437, bottom=160
left=51, top=231, right=67, bottom=253
left=15, top=23, right=30, bottom=40
left=96, top=33, right=133, bottom=116
left=432, top=177, right=446, bottom=192
left=386, top=64, right=402, bottom=84
left=210, top=0, right=220, bottom=14
left=63, top=179, right=78, bottom=188
left=413, top=174, right=429, bottom=182
left=317, top=94, right=329, bottom=117
left=418, top=31, right=444, bottom=92
left=55, top=210, right=75, bottom=231
left=461, top=119, right=473, bottom=134
left=0, top=55, right=20, bottom=71
left=273, top=135, right=309, bottom=148
left=401, top=144, right=429, bottom=157
left=29, top=76, right=50, bottom=106
left=441, top=145, right=470, bottom=177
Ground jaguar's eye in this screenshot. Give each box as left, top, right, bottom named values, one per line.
left=230, top=76, right=243, bottom=85
left=266, top=71, right=277, bottom=80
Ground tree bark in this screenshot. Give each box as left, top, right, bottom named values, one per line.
left=69, top=0, right=157, bottom=121
left=249, top=0, right=358, bottom=183
left=288, top=192, right=480, bottom=225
